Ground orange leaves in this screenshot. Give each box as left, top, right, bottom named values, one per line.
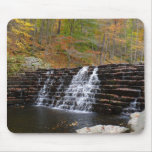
left=52, top=35, right=76, bottom=52
left=87, top=50, right=100, bottom=55
left=7, top=19, right=144, bottom=70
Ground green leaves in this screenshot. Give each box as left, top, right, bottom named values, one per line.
left=7, top=19, right=144, bottom=72
left=7, top=55, right=24, bottom=76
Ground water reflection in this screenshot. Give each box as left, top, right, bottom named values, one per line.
left=8, top=105, right=129, bottom=133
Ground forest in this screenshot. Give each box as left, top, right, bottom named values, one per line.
left=7, top=19, right=144, bottom=75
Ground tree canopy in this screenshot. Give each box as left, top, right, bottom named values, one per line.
left=7, top=19, right=144, bottom=75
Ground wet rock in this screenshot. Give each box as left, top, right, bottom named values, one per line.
left=128, top=111, right=145, bottom=133
left=92, top=103, right=123, bottom=114
left=76, top=125, right=129, bottom=134
left=7, top=63, right=144, bottom=113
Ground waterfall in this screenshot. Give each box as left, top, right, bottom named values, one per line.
left=50, top=76, right=65, bottom=106
left=36, top=66, right=100, bottom=112
left=36, top=70, right=54, bottom=105
left=54, top=66, right=100, bottom=112
left=122, top=98, right=141, bottom=116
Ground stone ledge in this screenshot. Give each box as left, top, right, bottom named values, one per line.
left=7, top=64, right=145, bottom=114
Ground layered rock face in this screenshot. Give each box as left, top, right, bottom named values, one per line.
left=7, top=64, right=144, bottom=114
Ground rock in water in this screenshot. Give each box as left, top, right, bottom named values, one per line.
left=128, top=111, right=145, bottom=133
left=76, top=125, right=128, bottom=134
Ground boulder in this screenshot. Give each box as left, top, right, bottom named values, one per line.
left=23, top=57, right=51, bottom=71
left=76, top=125, right=129, bottom=134
left=128, top=111, right=145, bottom=133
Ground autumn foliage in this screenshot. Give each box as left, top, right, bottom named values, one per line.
left=7, top=19, right=144, bottom=74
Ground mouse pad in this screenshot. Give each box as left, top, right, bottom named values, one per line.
left=7, top=19, right=144, bottom=133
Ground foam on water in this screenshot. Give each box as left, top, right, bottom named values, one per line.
left=36, top=70, right=54, bottom=105
left=54, top=66, right=100, bottom=112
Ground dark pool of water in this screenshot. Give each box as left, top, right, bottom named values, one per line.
left=7, top=105, right=129, bottom=133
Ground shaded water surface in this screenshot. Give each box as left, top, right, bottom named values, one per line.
left=8, top=105, right=129, bottom=133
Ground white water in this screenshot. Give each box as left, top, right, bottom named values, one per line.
left=54, top=66, right=100, bottom=112
left=122, top=98, right=141, bottom=116
left=36, top=70, right=54, bottom=105
left=36, top=66, right=141, bottom=114
left=50, top=76, right=65, bottom=106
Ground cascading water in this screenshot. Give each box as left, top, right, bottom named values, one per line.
left=54, top=66, right=100, bottom=112
left=122, top=98, right=141, bottom=116
left=36, top=70, right=54, bottom=105
left=50, top=76, right=65, bottom=106
left=121, top=89, right=141, bottom=116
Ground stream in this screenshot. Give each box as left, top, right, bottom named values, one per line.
left=7, top=105, right=129, bottom=133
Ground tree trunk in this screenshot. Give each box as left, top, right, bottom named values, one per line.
left=103, top=37, right=109, bottom=64
left=111, top=36, right=115, bottom=59
left=140, top=51, right=143, bottom=62
left=100, top=34, right=105, bottom=65
left=46, top=19, right=50, bottom=44
left=32, top=20, right=37, bottom=53
left=39, top=20, right=44, bottom=44
left=124, top=20, right=127, bottom=56
left=111, top=20, right=117, bottom=59
left=134, top=20, right=139, bottom=63
left=130, top=31, right=133, bottom=63
left=45, top=20, right=51, bottom=60
left=49, top=20, right=54, bottom=45
left=57, top=20, right=61, bottom=34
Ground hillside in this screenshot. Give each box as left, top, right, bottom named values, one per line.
left=7, top=19, right=144, bottom=75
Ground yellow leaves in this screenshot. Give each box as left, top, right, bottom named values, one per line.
left=15, top=19, right=33, bottom=28
left=51, top=121, right=78, bottom=131
left=24, top=21, right=34, bottom=28
left=69, top=121, right=78, bottom=127
left=138, top=29, right=144, bottom=41
left=11, top=19, right=33, bottom=41
left=131, top=43, right=144, bottom=50
left=8, top=19, right=35, bottom=56
left=12, top=27, right=31, bottom=38
left=16, top=40, right=25, bottom=50
left=11, top=27, right=19, bottom=35
left=7, top=19, right=144, bottom=68
left=7, top=37, right=12, bottom=43
left=20, top=26, right=34, bottom=32
left=15, top=19, right=25, bottom=25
